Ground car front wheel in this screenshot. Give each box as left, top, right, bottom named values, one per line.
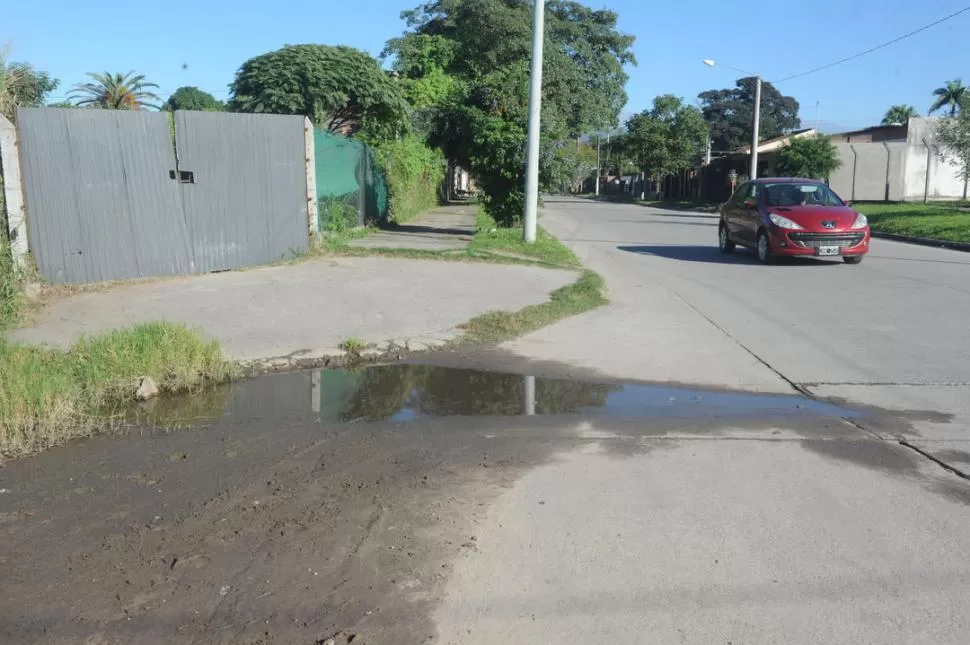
left=718, top=224, right=736, bottom=254
left=756, top=231, right=774, bottom=264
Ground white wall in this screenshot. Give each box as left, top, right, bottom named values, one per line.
left=902, top=117, right=967, bottom=201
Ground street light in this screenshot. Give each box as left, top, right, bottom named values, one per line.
left=523, top=0, right=546, bottom=244
left=704, top=59, right=762, bottom=180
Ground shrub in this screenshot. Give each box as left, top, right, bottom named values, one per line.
left=0, top=235, right=24, bottom=330
left=375, top=135, right=445, bottom=224
left=319, top=198, right=360, bottom=233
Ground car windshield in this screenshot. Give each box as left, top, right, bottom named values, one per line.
left=764, top=182, right=844, bottom=207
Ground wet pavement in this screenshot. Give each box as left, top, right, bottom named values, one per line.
left=2, top=363, right=969, bottom=645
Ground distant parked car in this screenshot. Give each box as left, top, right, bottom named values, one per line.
left=718, top=178, right=870, bottom=264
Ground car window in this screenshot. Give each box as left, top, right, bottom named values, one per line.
left=728, top=183, right=749, bottom=206
left=764, top=182, right=844, bottom=207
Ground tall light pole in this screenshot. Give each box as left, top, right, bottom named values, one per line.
left=523, top=0, right=545, bottom=243
left=703, top=59, right=761, bottom=180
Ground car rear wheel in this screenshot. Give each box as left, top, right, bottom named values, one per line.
left=756, top=230, right=774, bottom=264
left=718, top=224, right=736, bottom=254
left=843, top=256, right=863, bottom=265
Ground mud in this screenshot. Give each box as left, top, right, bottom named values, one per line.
left=0, top=364, right=942, bottom=645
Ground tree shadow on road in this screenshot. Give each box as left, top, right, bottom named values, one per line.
left=617, top=244, right=842, bottom=267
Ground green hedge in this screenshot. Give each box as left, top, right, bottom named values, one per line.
left=375, top=135, right=445, bottom=224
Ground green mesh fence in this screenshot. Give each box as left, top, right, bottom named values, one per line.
left=314, top=129, right=388, bottom=232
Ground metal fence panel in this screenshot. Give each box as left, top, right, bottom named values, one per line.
left=17, top=108, right=190, bottom=284
left=174, top=111, right=308, bottom=272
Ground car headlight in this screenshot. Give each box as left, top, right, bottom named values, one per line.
left=851, top=213, right=868, bottom=229
left=769, top=213, right=804, bottom=230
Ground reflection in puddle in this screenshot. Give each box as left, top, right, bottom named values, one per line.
left=132, top=364, right=860, bottom=428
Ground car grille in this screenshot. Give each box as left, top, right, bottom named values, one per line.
left=789, top=232, right=865, bottom=248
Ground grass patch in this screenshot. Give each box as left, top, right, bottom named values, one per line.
left=460, top=270, right=607, bottom=344
left=340, top=337, right=365, bottom=354
left=855, top=202, right=970, bottom=243
left=468, top=209, right=580, bottom=268
left=0, top=322, right=235, bottom=458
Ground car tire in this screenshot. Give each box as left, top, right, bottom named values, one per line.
left=843, top=256, right=863, bottom=265
left=756, top=230, right=774, bottom=264
left=718, top=224, right=736, bottom=254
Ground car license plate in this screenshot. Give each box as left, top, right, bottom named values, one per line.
left=816, top=246, right=841, bottom=256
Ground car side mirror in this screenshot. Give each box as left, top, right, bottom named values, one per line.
left=844, top=199, right=853, bottom=206
left=743, top=198, right=757, bottom=209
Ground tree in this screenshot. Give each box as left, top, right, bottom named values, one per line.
left=229, top=45, right=409, bottom=139
left=774, top=134, right=842, bottom=180
left=542, top=141, right=598, bottom=193
left=882, top=104, right=919, bottom=126
left=164, top=86, right=224, bottom=112
left=624, top=95, right=708, bottom=188
left=385, top=0, right=635, bottom=225
left=929, top=79, right=966, bottom=117
left=698, top=77, right=800, bottom=151
left=68, top=71, right=161, bottom=110
left=935, top=96, right=970, bottom=200
left=0, top=54, right=59, bottom=121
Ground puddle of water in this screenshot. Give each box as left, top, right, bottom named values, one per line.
left=130, top=364, right=859, bottom=428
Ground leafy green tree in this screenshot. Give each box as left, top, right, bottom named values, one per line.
left=774, top=134, right=842, bottom=179
left=69, top=71, right=161, bottom=110
left=625, top=95, right=708, bottom=188
left=0, top=54, right=59, bottom=121
left=935, top=96, right=970, bottom=200
left=229, top=45, right=409, bottom=139
left=882, top=104, right=919, bottom=126
left=698, top=78, right=800, bottom=151
left=385, top=0, right=635, bottom=226
left=929, top=79, right=966, bottom=117
left=164, top=86, right=224, bottom=112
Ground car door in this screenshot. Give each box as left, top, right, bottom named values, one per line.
left=737, top=182, right=761, bottom=244
left=723, top=182, right=750, bottom=240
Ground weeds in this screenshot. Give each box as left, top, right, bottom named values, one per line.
left=0, top=236, right=24, bottom=330
left=460, top=270, right=607, bottom=344
left=0, top=322, right=235, bottom=458
left=340, top=337, right=365, bottom=354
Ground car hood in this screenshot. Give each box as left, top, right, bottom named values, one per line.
left=767, top=205, right=862, bottom=231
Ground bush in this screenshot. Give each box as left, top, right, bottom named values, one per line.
left=375, top=135, right=445, bottom=224
left=0, top=235, right=24, bottom=330
left=318, top=198, right=360, bottom=233
left=0, top=322, right=235, bottom=457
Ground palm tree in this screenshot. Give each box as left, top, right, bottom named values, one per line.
left=929, top=79, right=966, bottom=117
left=881, top=104, right=919, bottom=126
left=68, top=71, right=161, bottom=110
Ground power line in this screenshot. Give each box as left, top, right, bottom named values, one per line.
left=773, top=4, right=970, bottom=83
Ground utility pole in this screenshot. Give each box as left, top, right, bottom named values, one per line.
left=750, top=76, right=761, bottom=180
left=594, top=135, right=600, bottom=197
left=522, top=0, right=545, bottom=244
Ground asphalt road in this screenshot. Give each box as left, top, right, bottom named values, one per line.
left=430, top=197, right=970, bottom=644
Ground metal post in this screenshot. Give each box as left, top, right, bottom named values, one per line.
left=750, top=76, right=762, bottom=180
left=523, top=0, right=545, bottom=243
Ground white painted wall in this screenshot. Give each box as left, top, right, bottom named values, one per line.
left=902, top=117, right=967, bottom=201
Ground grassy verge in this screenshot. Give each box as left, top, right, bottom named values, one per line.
left=855, top=202, right=970, bottom=243
left=459, top=269, right=607, bottom=344
left=468, top=209, right=580, bottom=267
left=1, top=322, right=235, bottom=458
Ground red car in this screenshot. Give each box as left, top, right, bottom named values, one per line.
left=718, top=178, right=870, bottom=264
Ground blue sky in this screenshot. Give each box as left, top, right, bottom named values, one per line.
left=6, top=0, right=969, bottom=132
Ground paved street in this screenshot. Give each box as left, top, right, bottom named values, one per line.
left=430, top=197, right=970, bottom=644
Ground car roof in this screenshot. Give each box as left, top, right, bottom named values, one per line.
left=754, top=177, right=822, bottom=184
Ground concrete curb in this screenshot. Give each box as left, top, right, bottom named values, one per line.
left=870, top=231, right=970, bottom=253
left=238, top=333, right=460, bottom=375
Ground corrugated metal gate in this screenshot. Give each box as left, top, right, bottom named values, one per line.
left=16, top=108, right=309, bottom=284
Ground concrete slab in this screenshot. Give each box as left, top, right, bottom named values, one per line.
left=350, top=204, right=476, bottom=251
left=8, top=256, right=575, bottom=361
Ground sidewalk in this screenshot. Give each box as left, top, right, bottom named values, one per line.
left=8, top=256, right=574, bottom=366
left=350, top=203, right=476, bottom=251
